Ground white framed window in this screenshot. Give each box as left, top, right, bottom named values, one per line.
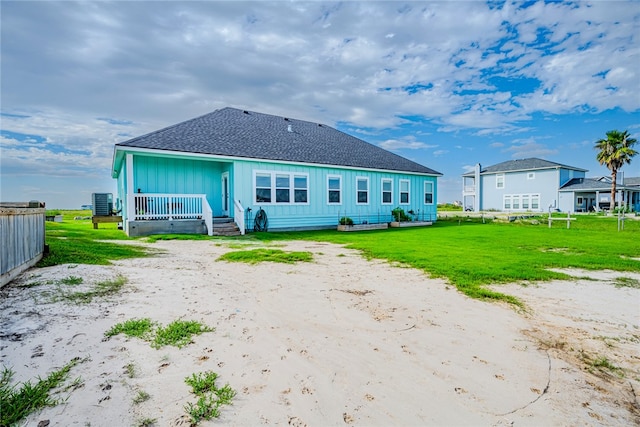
left=496, top=174, right=505, bottom=189
left=527, top=172, right=535, bottom=180
left=424, top=181, right=434, bottom=205
left=276, top=174, right=290, bottom=203
left=531, top=194, right=540, bottom=210
left=512, top=195, right=520, bottom=209
left=399, top=179, right=410, bottom=204
left=356, top=177, right=369, bottom=205
left=294, top=175, right=308, bottom=203
left=381, top=179, right=393, bottom=204
left=504, top=195, right=511, bottom=210
left=522, top=194, right=530, bottom=209
left=577, top=197, right=584, bottom=205
left=254, top=171, right=309, bottom=205
left=327, top=175, right=342, bottom=205
left=255, top=172, right=272, bottom=203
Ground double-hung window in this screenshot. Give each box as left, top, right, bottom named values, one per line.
left=276, top=174, right=290, bottom=203
left=327, top=176, right=341, bottom=204
left=254, top=171, right=309, bottom=205
left=356, top=177, right=369, bottom=204
left=424, top=181, right=434, bottom=204
left=399, top=179, right=410, bottom=204
left=496, top=174, right=505, bottom=189
left=504, top=195, right=511, bottom=210
left=381, top=179, right=393, bottom=204
left=255, top=173, right=272, bottom=203
left=294, top=175, right=308, bottom=203
left=531, top=194, right=540, bottom=210
left=522, top=194, right=530, bottom=210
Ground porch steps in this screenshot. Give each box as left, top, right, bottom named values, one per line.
left=211, top=217, right=241, bottom=236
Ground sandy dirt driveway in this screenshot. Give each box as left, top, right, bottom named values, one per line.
left=1, top=239, right=639, bottom=426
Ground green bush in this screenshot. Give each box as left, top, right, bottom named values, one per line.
left=391, top=207, right=411, bottom=222
left=339, top=216, right=354, bottom=226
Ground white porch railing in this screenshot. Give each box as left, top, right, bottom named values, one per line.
left=234, top=199, right=245, bottom=235
left=128, top=193, right=214, bottom=236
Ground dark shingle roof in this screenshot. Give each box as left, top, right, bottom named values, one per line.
left=116, top=107, right=441, bottom=175
left=559, top=178, right=613, bottom=191
left=560, top=176, right=640, bottom=191
left=462, top=158, right=587, bottom=176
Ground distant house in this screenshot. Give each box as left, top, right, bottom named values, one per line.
left=112, top=107, right=442, bottom=236
left=559, top=176, right=640, bottom=212
left=462, top=158, right=587, bottom=212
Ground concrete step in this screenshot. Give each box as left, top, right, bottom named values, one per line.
left=211, top=219, right=241, bottom=236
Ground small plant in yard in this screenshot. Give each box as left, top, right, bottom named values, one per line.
left=217, top=248, right=313, bottom=264
left=105, top=318, right=155, bottom=340
left=0, top=358, right=83, bottom=426
left=106, top=319, right=214, bottom=349
left=184, top=371, right=236, bottom=425
left=60, top=276, right=83, bottom=285
left=339, top=216, right=354, bottom=226
left=57, top=275, right=128, bottom=304
left=391, top=207, right=411, bottom=222
left=590, top=356, right=624, bottom=377
left=153, top=320, right=214, bottom=349
left=133, top=390, right=151, bottom=404
left=612, top=276, right=640, bottom=289
left=136, top=417, right=157, bottom=427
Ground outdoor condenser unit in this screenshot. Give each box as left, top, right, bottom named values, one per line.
left=92, top=193, right=113, bottom=216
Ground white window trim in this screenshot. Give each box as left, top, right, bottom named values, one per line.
left=399, top=179, right=410, bottom=205
left=424, top=181, right=434, bottom=205
left=327, top=175, right=342, bottom=205
left=356, top=176, right=369, bottom=205
left=253, top=170, right=310, bottom=206
left=496, top=174, right=505, bottom=189
left=503, top=195, right=512, bottom=210
left=504, top=193, right=541, bottom=211
left=381, top=178, right=393, bottom=205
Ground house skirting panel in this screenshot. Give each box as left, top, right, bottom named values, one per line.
left=127, top=219, right=207, bottom=237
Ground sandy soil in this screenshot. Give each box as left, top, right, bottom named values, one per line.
left=1, top=239, right=638, bottom=426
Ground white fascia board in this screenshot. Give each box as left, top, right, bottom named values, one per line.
left=113, top=146, right=443, bottom=178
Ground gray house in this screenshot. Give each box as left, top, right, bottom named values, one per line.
left=559, top=176, right=640, bottom=212
left=462, top=158, right=587, bottom=212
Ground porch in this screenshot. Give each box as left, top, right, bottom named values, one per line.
left=125, top=193, right=245, bottom=237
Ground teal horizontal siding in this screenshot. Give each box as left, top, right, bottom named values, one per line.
left=233, top=159, right=437, bottom=229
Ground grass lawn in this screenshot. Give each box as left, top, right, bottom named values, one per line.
left=253, top=215, right=640, bottom=304
left=38, top=210, right=148, bottom=267
left=39, top=211, right=640, bottom=304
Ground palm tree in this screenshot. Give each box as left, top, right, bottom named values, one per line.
left=595, top=130, right=638, bottom=209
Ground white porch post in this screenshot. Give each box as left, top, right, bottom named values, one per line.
left=126, top=153, right=135, bottom=231
left=595, top=190, right=600, bottom=212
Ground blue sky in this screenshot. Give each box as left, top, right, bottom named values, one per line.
left=1, top=1, right=639, bottom=208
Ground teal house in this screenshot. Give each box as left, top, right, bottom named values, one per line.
left=112, top=108, right=441, bottom=236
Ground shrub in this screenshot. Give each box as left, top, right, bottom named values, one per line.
left=339, top=217, right=354, bottom=226
left=391, top=207, right=411, bottom=222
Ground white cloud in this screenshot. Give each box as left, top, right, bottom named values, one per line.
left=378, top=136, right=437, bottom=151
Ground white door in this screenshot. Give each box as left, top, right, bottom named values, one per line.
left=221, top=172, right=230, bottom=217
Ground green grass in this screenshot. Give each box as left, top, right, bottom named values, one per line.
left=56, top=275, right=128, bottom=304
left=105, top=318, right=155, bottom=340
left=0, top=358, right=82, bottom=426
left=184, top=371, right=236, bottom=425
left=105, top=319, right=214, bottom=349
left=153, top=320, right=214, bottom=349
left=217, top=248, right=313, bottom=264
left=38, top=210, right=148, bottom=267
left=251, top=215, right=640, bottom=304
left=612, top=276, right=640, bottom=289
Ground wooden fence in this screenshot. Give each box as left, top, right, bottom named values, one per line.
left=1, top=206, right=46, bottom=287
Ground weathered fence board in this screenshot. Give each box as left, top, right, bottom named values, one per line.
left=1, top=207, right=46, bottom=287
